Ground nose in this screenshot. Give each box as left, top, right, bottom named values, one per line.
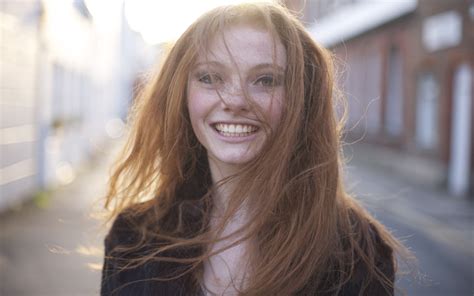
left=221, top=83, right=249, bottom=112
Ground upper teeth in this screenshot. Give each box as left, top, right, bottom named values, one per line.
left=214, top=123, right=258, bottom=133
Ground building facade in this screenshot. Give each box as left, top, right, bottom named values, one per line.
left=0, top=0, right=41, bottom=210
left=0, top=0, right=144, bottom=211
left=284, top=0, right=473, bottom=197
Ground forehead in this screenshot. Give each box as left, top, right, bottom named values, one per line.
left=196, top=24, right=287, bottom=69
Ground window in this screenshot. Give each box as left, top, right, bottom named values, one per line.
left=415, top=72, right=439, bottom=150
left=384, top=46, right=403, bottom=138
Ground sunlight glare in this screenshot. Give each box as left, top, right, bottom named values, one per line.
left=84, top=0, right=122, bottom=31
left=124, top=0, right=275, bottom=44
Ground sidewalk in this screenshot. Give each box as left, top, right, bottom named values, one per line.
left=344, top=143, right=474, bottom=258
left=0, top=142, right=117, bottom=295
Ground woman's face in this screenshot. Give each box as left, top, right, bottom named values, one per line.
left=187, top=24, right=286, bottom=170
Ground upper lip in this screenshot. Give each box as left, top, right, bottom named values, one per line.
left=210, top=120, right=260, bottom=127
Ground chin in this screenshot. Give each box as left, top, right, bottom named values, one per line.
left=211, top=150, right=258, bottom=167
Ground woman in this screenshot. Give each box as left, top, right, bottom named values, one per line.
left=101, top=3, right=405, bottom=295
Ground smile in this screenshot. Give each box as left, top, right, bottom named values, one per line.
left=213, top=123, right=259, bottom=137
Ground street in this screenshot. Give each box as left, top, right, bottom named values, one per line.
left=0, top=145, right=113, bottom=296
left=0, top=143, right=473, bottom=295
left=345, top=145, right=473, bottom=295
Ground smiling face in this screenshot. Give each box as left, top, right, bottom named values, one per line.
left=187, top=24, right=287, bottom=174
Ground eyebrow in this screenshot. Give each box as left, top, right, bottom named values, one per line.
left=252, top=63, right=286, bottom=73
left=194, top=61, right=285, bottom=72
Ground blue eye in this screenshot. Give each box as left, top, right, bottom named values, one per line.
left=255, top=75, right=281, bottom=87
left=199, top=74, right=212, bottom=84
left=198, top=73, right=222, bottom=84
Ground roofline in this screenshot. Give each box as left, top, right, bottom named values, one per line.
left=309, top=0, right=418, bottom=47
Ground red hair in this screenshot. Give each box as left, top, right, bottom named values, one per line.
left=105, top=3, right=409, bottom=295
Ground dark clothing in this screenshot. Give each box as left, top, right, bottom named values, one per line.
left=101, top=211, right=395, bottom=296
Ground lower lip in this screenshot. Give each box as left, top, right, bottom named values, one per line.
left=212, top=126, right=259, bottom=143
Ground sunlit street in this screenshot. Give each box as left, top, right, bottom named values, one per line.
left=1, top=0, right=473, bottom=295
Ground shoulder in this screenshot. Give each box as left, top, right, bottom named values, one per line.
left=341, top=213, right=396, bottom=295
left=104, top=193, right=207, bottom=256
left=347, top=207, right=394, bottom=260
left=369, top=223, right=395, bottom=274
left=104, top=206, right=151, bottom=254
left=101, top=206, right=194, bottom=295
left=355, top=211, right=395, bottom=275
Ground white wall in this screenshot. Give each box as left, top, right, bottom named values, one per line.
left=0, top=3, right=40, bottom=210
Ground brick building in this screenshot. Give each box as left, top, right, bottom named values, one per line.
left=284, top=0, right=473, bottom=197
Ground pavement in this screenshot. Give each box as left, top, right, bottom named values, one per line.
left=344, top=143, right=473, bottom=295
left=0, top=142, right=116, bottom=296
left=0, top=141, right=472, bottom=295
left=344, top=142, right=473, bottom=259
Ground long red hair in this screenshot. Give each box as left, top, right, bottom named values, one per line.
left=105, top=3, right=408, bottom=295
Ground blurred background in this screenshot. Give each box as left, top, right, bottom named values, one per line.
left=0, top=0, right=472, bottom=295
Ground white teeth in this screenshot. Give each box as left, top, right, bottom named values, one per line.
left=214, top=123, right=258, bottom=136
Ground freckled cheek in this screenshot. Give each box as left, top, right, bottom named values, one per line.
left=187, top=96, right=204, bottom=121
left=187, top=87, right=218, bottom=122
left=257, top=91, right=285, bottom=129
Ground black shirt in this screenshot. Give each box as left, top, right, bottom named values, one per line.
left=101, top=211, right=395, bottom=296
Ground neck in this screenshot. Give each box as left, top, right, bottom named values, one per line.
left=208, top=157, right=240, bottom=214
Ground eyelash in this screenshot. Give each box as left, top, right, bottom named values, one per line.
left=254, top=75, right=279, bottom=87
left=195, top=72, right=282, bottom=87
left=197, top=72, right=222, bottom=85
